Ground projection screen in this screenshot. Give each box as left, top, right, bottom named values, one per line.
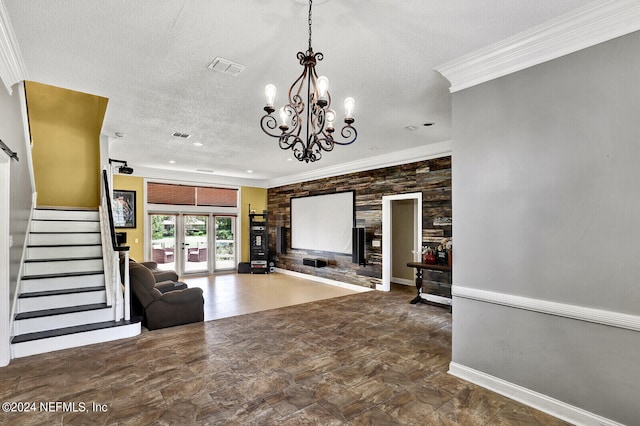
left=290, top=191, right=354, bottom=254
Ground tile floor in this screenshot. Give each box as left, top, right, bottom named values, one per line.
left=0, top=273, right=569, bottom=425
left=182, top=272, right=361, bottom=321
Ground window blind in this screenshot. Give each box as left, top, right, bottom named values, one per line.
left=147, top=183, right=237, bottom=207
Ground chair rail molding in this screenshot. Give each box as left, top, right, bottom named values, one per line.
left=452, top=286, right=640, bottom=332
left=0, top=0, right=28, bottom=94
left=435, top=0, right=640, bottom=93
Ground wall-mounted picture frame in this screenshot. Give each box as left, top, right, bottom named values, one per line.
left=113, top=190, right=136, bottom=228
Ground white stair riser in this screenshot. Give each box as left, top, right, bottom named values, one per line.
left=27, top=245, right=103, bottom=260
left=17, top=291, right=107, bottom=313
left=33, top=209, right=99, bottom=221
left=21, top=273, right=105, bottom=293
left=24, top=258, right=104, bottom=276
left=31, top=220, right=100, bottom=233
left=13, top=307, right=115, bottom=335
left=29, top=233, right=101, bottom=245
left=12, top=322, right=141, bottom=358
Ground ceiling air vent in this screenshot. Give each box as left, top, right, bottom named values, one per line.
left=172, top=132, right=191, bottom=139
left=208, top=57, right=245, bottom=76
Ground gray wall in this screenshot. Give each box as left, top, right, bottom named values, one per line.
left=1, top=82, right=32, bottom=302
left=451, top=31, right=640, bottom=424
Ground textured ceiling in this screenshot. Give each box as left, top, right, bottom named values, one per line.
left=4, top=0, right=594, bottom=183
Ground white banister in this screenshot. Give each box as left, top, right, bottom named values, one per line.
left=123, top=251, right=130, bottom=321
left=100, top=168, right=131, bottom=323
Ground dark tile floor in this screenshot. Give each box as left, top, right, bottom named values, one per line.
left=0, top=283, right=568, bottom=425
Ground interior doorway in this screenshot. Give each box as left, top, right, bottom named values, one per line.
left=391, top=199, right=417, bottom=286
left=380, top=193, right=422, bottom=292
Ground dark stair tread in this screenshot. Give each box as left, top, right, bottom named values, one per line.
left=32, top=218, right=99, bottom=222
left=11, top=319, right=140, bottom=344
left=29, top=231, right=100, bottom=234
left=28, top=244, right=102, bottom=248
left=36, top=207, right=98, bottom=211
left=25, top=256, right=103, bottom=263
left=22, top=271, right=104, bottom=280
left=19, top=286, right=105, bottom=298
left=14, top=303, right=109, bottom=320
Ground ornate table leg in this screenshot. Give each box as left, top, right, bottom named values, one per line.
left=410, top=268, right=423, bottom=304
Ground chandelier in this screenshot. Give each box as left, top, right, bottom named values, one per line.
left=260, top=0, right=357, bottom=163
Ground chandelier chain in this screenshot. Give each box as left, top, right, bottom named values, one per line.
left=308, top=0, right=313, bottom=52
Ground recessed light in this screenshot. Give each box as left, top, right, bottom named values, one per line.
left=247, top=170, right=253, bottom=173
left=287, top=158, right=293, bottom=162
left=193, top=142, right=203, bottom=147
left=403, top=125, right=417, bottom=131
left=169, top=160, right=176, bottom=164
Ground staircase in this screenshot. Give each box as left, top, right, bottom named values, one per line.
left=11, top=207, right=140, bottom=358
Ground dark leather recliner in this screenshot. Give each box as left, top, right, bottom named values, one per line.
left=128, top=263, right=204, bottom=330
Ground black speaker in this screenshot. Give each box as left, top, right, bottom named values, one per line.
left=276, top=226, right=286, bottom=254
left=238, top=262, right=251, bottom=274
left=115, top=232, right=127, bottom=246
left=352, top=227, right=366, bottom=266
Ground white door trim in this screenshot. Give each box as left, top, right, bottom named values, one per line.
left=0, top=150, right=11, bottom=366
left=380, top=192, right=422, bottom=292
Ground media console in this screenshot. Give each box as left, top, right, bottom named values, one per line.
left=303, top=258, right=327, bottom=268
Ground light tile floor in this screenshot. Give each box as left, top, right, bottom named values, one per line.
left=182, top=272, right=362, bottom=321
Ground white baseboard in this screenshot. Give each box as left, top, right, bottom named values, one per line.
left=421, top=293, right=452, bottom=306
left=448, top=362, right=624, bottom=426
left=274, top=268, right=372, bottom=293
left=391, top=277, right=413, bottom=286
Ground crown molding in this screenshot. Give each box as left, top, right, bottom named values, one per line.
left=435, top=0, right=640, bottom=93
left=266, top=140, right=452, bottom=188
left=0, top=0, right=28, bottom=94
left=127, top=165, right=269, bottom=188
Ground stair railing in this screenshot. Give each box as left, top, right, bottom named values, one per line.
left=101, top=169, right=131, bottom=321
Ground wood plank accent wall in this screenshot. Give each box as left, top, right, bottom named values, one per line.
left=267, top=157, right=452, bottom=289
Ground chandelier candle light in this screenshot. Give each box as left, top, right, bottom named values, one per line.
left=260, top=0, right=357, bottom=163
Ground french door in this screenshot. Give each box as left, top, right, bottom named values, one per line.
left=214, top=216, right=236, bottom=270
left=183, top=214, right=209, bottom=274
left=149, top=213, right=236, bottom=275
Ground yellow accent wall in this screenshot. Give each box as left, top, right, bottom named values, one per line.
left=240, top=186, right=268, bottom=262
left=113, top=175, right=145, bottom=262
left=26, top=81, right=107, bottom=208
